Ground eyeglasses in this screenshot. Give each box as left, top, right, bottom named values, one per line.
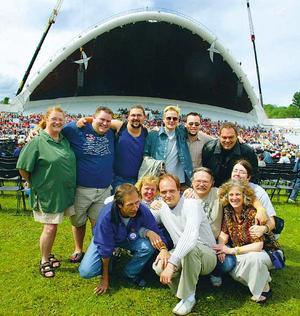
left=188, top=122, right=200, bottom=126
left=165, top=117, right=178, bottom=121
left=193, top=180, right=210, bottom=185
left=232, top=169, right=247, bottom=175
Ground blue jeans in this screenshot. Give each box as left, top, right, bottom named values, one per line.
left=79, top=237, right=155, bottom=279
left=111, top=175, right=137, bottom=193
left=212, top=254, right=236, bottom=276
left=290, top=178, right=300, bottom=201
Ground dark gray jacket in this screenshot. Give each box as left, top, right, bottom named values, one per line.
left=202, top=139, right=258, bottom=187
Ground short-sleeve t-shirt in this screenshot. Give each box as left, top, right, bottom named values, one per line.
left=114, top=125, right=147, bottom=179
left=62, top=122, right=115, bottom=188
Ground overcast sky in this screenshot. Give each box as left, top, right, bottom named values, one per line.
left=0, top=0, right=299, bottom=106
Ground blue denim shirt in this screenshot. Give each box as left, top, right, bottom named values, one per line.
left=144, top=125, right=193, bottom=184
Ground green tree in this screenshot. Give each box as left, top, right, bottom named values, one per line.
left=292, top=91, right=300, bottom=109
left=0, top=97, right=9, bottom=104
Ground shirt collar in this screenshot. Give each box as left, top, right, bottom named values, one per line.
left=40, top=129, right=64, bottom=142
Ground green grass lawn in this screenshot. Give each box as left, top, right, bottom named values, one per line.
left=0, top=193, right=299, bottom=315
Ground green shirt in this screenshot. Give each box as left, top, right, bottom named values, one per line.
left=17, top=130, right=76, bottom=213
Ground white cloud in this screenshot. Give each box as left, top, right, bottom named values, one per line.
left=0, top=74, right=18, bottom=98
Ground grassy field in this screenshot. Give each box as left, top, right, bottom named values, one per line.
left=0, top=193, right=299, bottom=316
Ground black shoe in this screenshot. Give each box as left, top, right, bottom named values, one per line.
left=257, top=289, right=272, bottom=304
left=124, top=275, right=146, bottom=287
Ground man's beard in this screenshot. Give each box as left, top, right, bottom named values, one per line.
left=130, top=122, right=142, bottom=129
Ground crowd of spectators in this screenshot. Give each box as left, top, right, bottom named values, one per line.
left=0, top=109, right=299, bottom=158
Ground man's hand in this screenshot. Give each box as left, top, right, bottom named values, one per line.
left=213, top=244, right=234, bottom=255
left=94, top=279, right=109, bottom=295
left=77, top=117, right=93, bottom=128
left=146, top=230, right=164, bottom=250
left=154, top=249, right=170, bottom=270
left=217, top=253, right=226, bottom=263
left=160, top=263, right=175, bottom=285
left=26, top=128, right=40, bottom=142
left=150, top=200, right=162, bottom=210
left=249, top=224, right=266, bottom=238
left=183, top=188, right=198, bottom=199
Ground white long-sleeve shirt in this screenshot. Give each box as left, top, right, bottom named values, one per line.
left=152, top=197, right=215, bottom=266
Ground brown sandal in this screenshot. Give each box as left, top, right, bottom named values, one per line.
left=48, top=254, right=61, bottom=268
left=40, top=261, right=55, bottom=278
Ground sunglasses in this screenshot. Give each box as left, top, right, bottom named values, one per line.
left=165, top=117, right=178, bottom=121
left=188, top=122, right=200, bottom=126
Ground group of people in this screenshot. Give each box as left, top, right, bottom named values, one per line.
left=16, top=104, right=285, bottom=315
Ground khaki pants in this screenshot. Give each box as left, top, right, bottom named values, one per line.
left=230, top=251, right=273, bottom=299
left=153, top=243, right=217, bottom=299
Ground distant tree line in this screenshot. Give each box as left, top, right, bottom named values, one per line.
left=264, top=91, right=300, bottom=118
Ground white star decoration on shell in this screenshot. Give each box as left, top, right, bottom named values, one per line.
left=74, top=50, right=92, bottom=70
left=207, top=41, right=220, bottom=63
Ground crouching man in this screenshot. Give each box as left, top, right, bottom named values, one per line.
left=152, top=174, right=217, bottom=315
left=79, top=183, right=168, bottom=294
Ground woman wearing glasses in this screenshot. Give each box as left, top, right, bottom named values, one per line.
left=17, top=106, right=76, bottom=278
left=231, top=159, right=276, bottom=238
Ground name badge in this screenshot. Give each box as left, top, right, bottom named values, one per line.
left=129, top=232, right=137, bottom=240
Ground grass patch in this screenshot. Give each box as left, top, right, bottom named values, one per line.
left=0, top=193, right=299, bottom=315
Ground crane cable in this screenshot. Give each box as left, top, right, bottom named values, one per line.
left=16, top=0, right=64, bottom=95
left=246, top=0, right=264, bottom=107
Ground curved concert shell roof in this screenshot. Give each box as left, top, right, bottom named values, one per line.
left=16, top=9, right=264, bottom=120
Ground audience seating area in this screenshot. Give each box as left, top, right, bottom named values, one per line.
left=0, top=110, right=299, bottom=209
left=0, top=156, right=26, bottom=213
left=258, top=164, right=299, bottom=202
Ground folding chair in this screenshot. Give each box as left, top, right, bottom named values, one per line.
left=258, top=168, right=280, bottom=200
left=275, top=170, right=298, bottom=203
left=0, top=168, right=26, bottom=213
left=0, top=160, right=18, bottom=170
left=0, top=160, right=18, bottom=186
left=0, top=156, right=18, bottom=163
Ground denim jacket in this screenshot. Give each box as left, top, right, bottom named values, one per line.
left=144, top=125, right=193, bottom=184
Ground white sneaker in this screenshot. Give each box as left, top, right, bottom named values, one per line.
left=288, top=198, right=295, bottom=203
left=172, top=299, right=196, bottom=315
left=172, top=300, right=184, bottom=314
left=210, top=275, right=222, bottom=287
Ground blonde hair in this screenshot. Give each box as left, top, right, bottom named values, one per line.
left=163, top=105, right=180, bottom=116
left=38, top=106, right=65, bottom=129
left=135, top=175, right=159, bottom=195
left=218, top=179, right=255, bottom=207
